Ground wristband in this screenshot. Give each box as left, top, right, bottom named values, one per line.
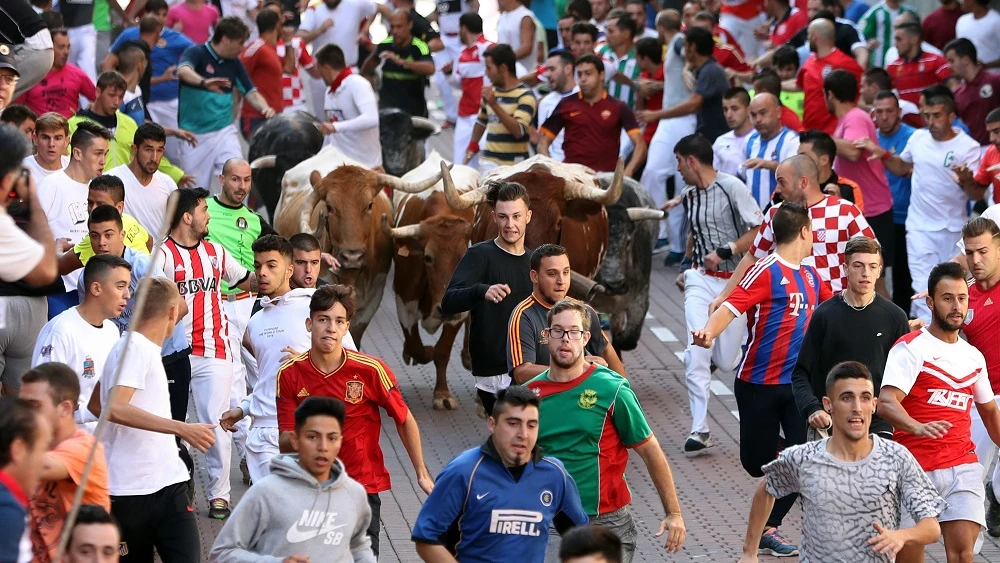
left=715, top=245, right=733, bottom=260
left=467, top=142, right=480, bottom=154
left=880, top=150, right=890, bottom=161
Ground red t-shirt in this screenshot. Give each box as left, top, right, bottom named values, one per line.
left=239, top=38, right=284, bottom=120
left=797, top=50, right=863, bottom=134
left=976, top=145, right=1000, bottom=205
left=965, top=279, right=1000, bottom=394
left=641, top=68, right=664, bottom=144
left=541, top=92, right=641, bottom=172
left=16, top=63, right=96, bottom=118
left=922, top=6, right=963, bottom=50
left=714, top=42, right=752, bottom=74
left=770, top=9, right=808, bottom=46
left=954, top=68, right=1000, bottom=145
left=780, top=105, right=802, bottom=132
left=885, top=52, right=952, bottom=106
left=276, top=350, right=410, bottom=494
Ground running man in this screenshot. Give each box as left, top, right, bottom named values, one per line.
left=879, top=261, right=1000, bottom=563
left=737, top=361, right=945, bottom=562
left=411, top=386, right=589, bottom=561
left=526, top=298, right=685, bottom=562
left=694, top=202, right=833, bottom=557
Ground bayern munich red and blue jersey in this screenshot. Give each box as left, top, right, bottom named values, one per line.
left=723, top=254, right=832, bottom=385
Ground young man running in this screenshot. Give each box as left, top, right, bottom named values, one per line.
left=737, top=361, right=944, bottom=562
left=211, top=397, right=376, bottom=562
left=274, top=285, right=433, bottom=557
left=411, top=385, right=588, bottom=561
left=694, top=202, right=833, bottom=556
left=879, top=262, right=1000, bottom=562
left=527, top=299, right=685, bottom=562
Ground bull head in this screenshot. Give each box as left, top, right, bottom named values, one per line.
left=309, top=167, right=387, bottom=270
left=562, top=157, right=625, bottom=205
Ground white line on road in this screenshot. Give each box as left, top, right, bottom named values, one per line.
left=650, top=326, right=678, bottom=342
left=645, top=312, right=654, bottom=320
left=731, top=410, right=741, bottom=421
left=674, top=351, right=684, bottom=361
left=710, top=380, right=733, bottom=396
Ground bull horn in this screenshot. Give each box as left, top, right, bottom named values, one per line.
left=563, top=157, right=625, bottom=205
left=377, top=169, right=442, bottom=194
left=390, top=223, right=423, bottom=239
left=410, top=116, right=441, bottom=135
left=250, top=155, right=277, bottom=169
left=441, top=161, right=485, bottom=210
left=626, top=207, right=666, bottom=221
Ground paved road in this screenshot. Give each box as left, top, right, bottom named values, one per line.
left=188, top=131, right=1000, bottom=561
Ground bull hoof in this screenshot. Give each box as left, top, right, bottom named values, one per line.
left=432, top=392, right=458, bottom=411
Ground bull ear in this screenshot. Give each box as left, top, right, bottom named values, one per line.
left=309, top=170, right=323, bottom=189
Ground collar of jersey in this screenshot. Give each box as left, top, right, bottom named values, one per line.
left=481, top=436, right=542, bottom=467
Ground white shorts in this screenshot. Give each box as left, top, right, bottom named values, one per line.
left=901, top=462, right=985, bottom=527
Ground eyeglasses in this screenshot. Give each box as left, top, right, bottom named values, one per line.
left=545, top=327, right=585, bottom=340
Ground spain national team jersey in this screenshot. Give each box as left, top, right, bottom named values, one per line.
left=750, top=197, right=875, bottom=292
left=276, top=350, right=410, bottom=494
left=882, top=328, right=992, bottom=472
left=157, top=238, right=250, bottom=360
left=723, top=254, right=832, bottom=385
left=525, top=364, right=652, bottom=516
left=963, top=280, right=1000, bottom=394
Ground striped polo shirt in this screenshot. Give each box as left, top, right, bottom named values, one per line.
left=743, top=127, right=800, bottom=210
left=476, top=82, right=537, bottom=166
left=681, top=173, right=764, bottom=272
left=859, top=1, right=918, bottom=68
left=596, top=44, right=640, bottom=108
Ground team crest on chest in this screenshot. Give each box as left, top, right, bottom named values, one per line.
left=345, top=380, right=364, bottom=404
left=965, top=309, right=974, bottom=325
left=578, top=389, right=598, bottom=409
left=237, top=217, right=248, bottom=230
left=804, top=270, right=815, bottom=288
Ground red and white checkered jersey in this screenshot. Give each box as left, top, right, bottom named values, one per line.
left=276, top=37, right=315, bottom=111
left=157, top=238, right=250, bottom=360
left=749, top=195, right=875, bottom=292
left=882, top=328, right=992, bottom=472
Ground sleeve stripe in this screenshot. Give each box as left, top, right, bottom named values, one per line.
left=508, top=297, right=535, bottom=367
left=740, top=254, right=776, bottom=289
left=349, top=352, right=395, bottom=391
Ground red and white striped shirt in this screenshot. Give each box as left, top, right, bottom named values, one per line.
left=454, top=35, right=493, bottom=117
left=749, top=195, right=875, bottom=292
left=157, top=239, right=250, bottom=360
left=276, top=37, right=315, bottom=112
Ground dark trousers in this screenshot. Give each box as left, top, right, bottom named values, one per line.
left=111, top=481, right=200, bottom=563
left=164, top=353, right=194, bottom=477
left=733, top=379, right=807, bottom=529
left=367, top=492, right=381, bottom=558
left=477, top=389, right=497, bottom=418
left=891, top=223, right=914, bottom=315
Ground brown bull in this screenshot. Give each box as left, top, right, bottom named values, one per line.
left=384, top=158, right=478, bottom=409
left=272, top=147, right=445, bottom=345
left=442, top=156, right=624, bottom=279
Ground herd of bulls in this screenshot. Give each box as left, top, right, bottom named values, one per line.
left=248, top=111, right=665, bottom=409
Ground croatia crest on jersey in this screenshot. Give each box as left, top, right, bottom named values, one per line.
left=345, top=380, right=364, bottom=404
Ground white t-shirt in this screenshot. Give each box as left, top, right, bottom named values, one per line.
left=111, top=164, right=178, bottom=237
left=537, top=86, right=578, bottom=162
left=38, top=169, right=91, bottom=290
left=958, top=203, right=1000, bottom=253
left=956, top=10, right=1000, bottom=66
left=243, top=288, right=357, bottom=426
left=22, top=154, right=69, bottom=185
left=323, top=74, right=382, bottom=169
left=0, top=206, right=44, bottom=282
left=497, top=5, right=538, bottom=73
left=299, top=0, right=377, bottom=66
left=100, top=332, right=190, bottom=496
left=31, top=306, right=120, bottom=426
left=900, top=128, right=981, bottom=233
left=713, top=128, right=752, bottom=178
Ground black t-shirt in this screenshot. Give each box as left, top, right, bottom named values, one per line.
left=789, top=20, right=862, bottom=58
left=375, top=37, right=433, bottom=118
left=58, top=0, right=95, bottom=29
left=0, top=0, right=45, bottom=44
left=693, top=58, right=729, bottom=142
left=113, top=39, right=153, bottom=111
left=409, top=9, right=440, bottom=44
left=440, top=239, right=533, bottom=377
left=77, top=107, right=117, bottom=129
left=791, top=293, right=910, bottom=433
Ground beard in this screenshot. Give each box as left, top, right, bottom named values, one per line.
left=932, top=308, right=965, bottom=332
left=551, top=350, right=582, bottom=369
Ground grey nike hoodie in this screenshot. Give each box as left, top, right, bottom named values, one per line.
left=210, top=454, right=376, bottom=563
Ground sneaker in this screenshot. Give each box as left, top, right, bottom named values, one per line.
left=209, top=498, right=231, bottom=520
left=758, top=528, right=799, bottom=557
left=987, top=487, right=1000, bottom=537
left=652, top=238, right=669, bottom=254
left=684, top=432, right=716, bottom=455
left=240, top=457, right=252, bottom=486
left=664, top=251, right=685, bottom=266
